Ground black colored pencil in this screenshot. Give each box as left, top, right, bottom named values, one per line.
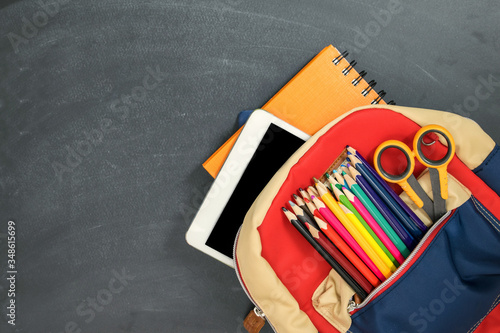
left=292, top=194, right=315, bottom=221
left=282, top=207, right=368, bottom=300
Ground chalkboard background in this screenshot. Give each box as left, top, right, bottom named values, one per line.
left=0, top=0, right=499, bottom=332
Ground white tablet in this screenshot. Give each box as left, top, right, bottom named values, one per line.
left=186, top=109, right=310, bottom=267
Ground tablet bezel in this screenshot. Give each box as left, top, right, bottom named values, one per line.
left=185, top=109, right=310, bottom=267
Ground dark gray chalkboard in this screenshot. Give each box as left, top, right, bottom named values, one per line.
left=0, top=0, right=499, bottom=332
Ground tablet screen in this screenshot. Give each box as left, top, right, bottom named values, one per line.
left=205, top=124, right=306, bottom=258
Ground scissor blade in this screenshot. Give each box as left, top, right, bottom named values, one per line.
left=407, top=175, right=435, bottom=220
left=429, top=168, right=447, bottom=220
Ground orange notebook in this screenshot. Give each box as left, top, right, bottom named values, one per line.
left=203, top=45, right=389, bottom=178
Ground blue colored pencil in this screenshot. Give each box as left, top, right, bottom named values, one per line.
left=348, top=154, right=424, bottom=240
left=347, top=146, right=427, bottom=233
left=349, top=165, right=416, bottom=249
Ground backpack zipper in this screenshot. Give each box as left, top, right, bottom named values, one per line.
left=233, top=208, right=454, bottom=329
left=350, top=209, right=454, bottom=312
left=233, top=225, right=278, bottom=333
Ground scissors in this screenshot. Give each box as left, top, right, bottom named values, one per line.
left=373, top=125, right=456, bottom=221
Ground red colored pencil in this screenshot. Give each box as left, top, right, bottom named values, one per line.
left=311, top=195, right=384, bottom=284
left=306, top=222, right=375, bottom=293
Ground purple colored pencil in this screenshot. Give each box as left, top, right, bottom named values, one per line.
left=347, top=146, right=428, bottom=232
left=349, top=156, right=424, bottom=240
left=348, top=165, right=416, bottom=249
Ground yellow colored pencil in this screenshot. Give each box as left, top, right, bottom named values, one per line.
left=330, top=180, right=397, bottom=272
left=314, top=180, right=392, bottom=278
left=339, top=204, right=397, bottom=272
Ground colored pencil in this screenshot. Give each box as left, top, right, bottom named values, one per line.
left=339, top=203, right=396, bottom=274
left=347, top=146, right=427, bottom=232
left=299, top=187, right=310, bottom=201
left=349, top=165, right=416, bottom=249
left=289, top=200, right=315, bottom=226
left=307, top=186, right=320, bottom=199
left=343, top=187, right=405, bottom=264
left=282, top=208, right=368, bottom=300
left=315, top=181, right=392, bottom=279
left=325, top=172, right=342, bottom=191
left=348, top=153, right=424, bottom=240
left=333, top=169, right=348, bottom=189
left=344, top=172, right=410, bottom=258
left=310, top=195, right=386, bottom=281
left=330, top=180, right=399, bottom=269
left=303, top=196, right=320, bottom=221
left=341, top=165, right=351, bottom=176
left=308, top=199, right=381, bottom=287
left=292, top=194, right=315, bottom=221
left=305, top=222, right=374, bottom=294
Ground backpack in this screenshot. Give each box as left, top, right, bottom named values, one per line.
left=234, top=105, right=500, bottom=333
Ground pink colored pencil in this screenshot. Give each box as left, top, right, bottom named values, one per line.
left=311, top=195, right=386, bottom=281
left=344, top=189, right=405, bottom=265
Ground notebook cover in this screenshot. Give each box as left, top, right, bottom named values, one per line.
left=203, top=45, right=386, bottom=178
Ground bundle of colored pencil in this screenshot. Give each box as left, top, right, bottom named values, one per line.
left=282, top=146, right=426, bottom=301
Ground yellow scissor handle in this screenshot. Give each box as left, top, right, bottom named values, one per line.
left=413, top=125, right=456, bottom=200
left=373, top=140, right=423, bottom=208
left=398, top=178, right=424, bottom=208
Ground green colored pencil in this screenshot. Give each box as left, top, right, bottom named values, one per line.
left=330, top=178, right=399, bottom=267
left=344, top=173, right=410, bottom=258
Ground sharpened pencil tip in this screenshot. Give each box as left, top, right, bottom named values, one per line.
left=282, top=207, right=288, bottom=212
left=289, top=200, right=296, bottom=207
left=292, top=193, right=299, bottom=199
left=332, top=169, right=337, bottom=173
left=324, top=172, right=330, bottom=179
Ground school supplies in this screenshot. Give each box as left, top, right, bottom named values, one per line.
left=311, top=194, right=386, bottom=281
left=342, top=188, right=405, bottom=265
left=349, top=165, right=416, bottom=249
left=304, top=196, right=381, bottom=288
left=203, top=45, right=392, bottom=178
left=347, top=146, right=425, bottom=233
left=292, top=194, right=315, bottom=221
left=305, top=222, right=374, bottom=295
left=234, top=105, right=500, bottom=332
left=343, top=172, right=410, bottom=258
left=348, top=154, right=425, bottom=240
left=315, top=181, right=392, bottom=279
left=282, top=207, right=369, bottom=300
left=329, top=179, right=398, bottom=268
left=373, top=125, right=455, bottom=221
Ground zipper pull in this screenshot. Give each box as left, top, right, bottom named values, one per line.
left=347, top=299, right=358, bottom=312
left=243, top=307, right=266, bottom=333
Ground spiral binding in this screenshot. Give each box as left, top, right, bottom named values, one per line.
left=342, top=60, right=357, bottom=76
left=332, top=50, right=394, bottom=105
